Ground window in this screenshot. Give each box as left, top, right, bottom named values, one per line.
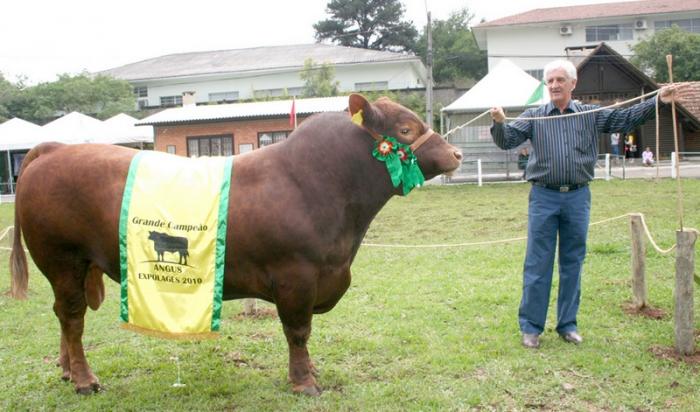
left=239, top=143, right=253, bottom=154
left=585, top=24, right=633, bottom=41
left=525, top=69, right=544, bottom=81
left=133, top=87, right=147, bottom=98
left=186, top=135, right=234, bottom=157
left=654, top=18, right=700, bottom=33
left=252, top=87, right=303, bottom=98
left=166, top=145, right=176, bottom=154
left=258, top=131, right=289, bottom=147
left=208, top=91, right=239, bottom=103
left=160, top=95, right=183, bottom=107
left=355, top=81, right=389, bottom=91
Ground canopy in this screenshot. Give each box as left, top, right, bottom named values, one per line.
left=442, top=59, right=550, bottom=113
left=0, top=118, right=47, bottom=150
left=0, top=112, right=154, bottom=150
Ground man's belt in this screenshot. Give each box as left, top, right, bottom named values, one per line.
left=532, top=181, right=589, bottom=192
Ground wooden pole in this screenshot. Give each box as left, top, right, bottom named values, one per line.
left=666, top=55, right=684, bottom=230
left=629, top=214, right=647, bottom=309
left=243, top=298, right=257, bottom=316
left=674, top=229, right=697, bottom=355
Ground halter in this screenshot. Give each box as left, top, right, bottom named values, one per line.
left=361, top=126, right=436, bottom=152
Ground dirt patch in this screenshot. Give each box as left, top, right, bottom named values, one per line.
left=649, top=345, right=700, bottom=366
left=621, top=302, right=667, bottom=319
left=234, top=307, right=278, bottom=320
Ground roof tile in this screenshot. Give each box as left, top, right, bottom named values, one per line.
left=476, top=0, right=700, bottom=28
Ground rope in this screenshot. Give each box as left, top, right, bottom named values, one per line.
left=0, top=225, right=13, bottom=242
left=502, top=90, right=659, bottom=121
left=361, top=212, right=682, bottom=255
left=443, top=90, right=661, bottom=139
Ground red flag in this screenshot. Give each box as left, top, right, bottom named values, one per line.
left=289, top=97, right=296, bottom=128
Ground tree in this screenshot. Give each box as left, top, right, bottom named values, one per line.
left=300, top=59, right=340, bottom=97
left=0, top=73, right=21, bottom=122
left=415, top=8, right=486, bottom=86
left=631, top=26, right=700, bottom=82
left=8, top=73, right=135, bottom=124
left=314, top=0, right=418, bottom=53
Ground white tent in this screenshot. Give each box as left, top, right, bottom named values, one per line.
left=42, top=112, right=108, bottom=144
left=100, top=113, right=153, bottom=145
left=442, top=59, right=549, bottom=114
left=0, top=118, right=47, bottom=150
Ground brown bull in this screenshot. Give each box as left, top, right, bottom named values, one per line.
left=9, top=94, right=462, bottom=395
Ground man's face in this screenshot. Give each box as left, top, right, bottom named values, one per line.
left=545, top=68, right=577, bottom=108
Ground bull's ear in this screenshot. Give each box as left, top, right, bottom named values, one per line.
left=348, top=93, right=381, bottom=132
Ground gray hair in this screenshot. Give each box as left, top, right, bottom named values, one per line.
left=544, top=60, right=577, bottom=80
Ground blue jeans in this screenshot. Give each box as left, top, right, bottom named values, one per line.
left=519, top=185, right=591, bottom=335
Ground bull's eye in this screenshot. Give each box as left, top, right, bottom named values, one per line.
left=399, top=128, right=411, bottom=135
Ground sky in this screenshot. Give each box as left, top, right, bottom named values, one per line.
left=0, top=0, right=633, bottom=84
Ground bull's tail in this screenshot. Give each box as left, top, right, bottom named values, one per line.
left=9, top=142, right=63, bottom=299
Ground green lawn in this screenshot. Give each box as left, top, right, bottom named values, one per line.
left=0, top=179, right=698, bottom=411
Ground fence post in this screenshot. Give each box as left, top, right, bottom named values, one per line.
left=243, top=298, right=257, bottom=316
left=477, top=159, right=483, bottom=187
left=671, top=152, right=677, bottom=179
left=674, top=229, right=697, bottom=355
left=605, top=154, right=611, bottom=181
left=629, top=214, right=647, bottom=309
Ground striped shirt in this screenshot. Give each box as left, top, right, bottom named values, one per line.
left=491, top=97, right=658, bottom=184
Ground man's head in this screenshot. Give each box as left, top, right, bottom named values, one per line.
left=544, top=60, right=577, bottom=109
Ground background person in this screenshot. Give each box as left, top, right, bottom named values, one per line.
left=488, top=60, right=675, bottom=349
left=610, top=132, right=621, bottom=157
left=642, top=147, right=654, bottom=166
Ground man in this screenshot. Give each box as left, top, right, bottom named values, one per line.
left=489, top=60, right=674, bottom=349
left=610, top=132, right=621, bottom=157
left=642, top=147, right=654, bottom=166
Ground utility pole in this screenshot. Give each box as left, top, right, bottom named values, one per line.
left=425, top=11, right=434, bottom=129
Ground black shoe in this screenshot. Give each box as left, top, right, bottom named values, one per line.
left=522, top=333, right=540, bottom=349
left=560, top=331, right=583, bottom=345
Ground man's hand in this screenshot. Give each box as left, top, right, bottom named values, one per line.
left=490, top=107, right=506, bottom=123
left=659, top=85, right=677, bottom=104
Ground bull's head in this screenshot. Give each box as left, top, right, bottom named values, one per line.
left=348, top=94, right=462, bottom=180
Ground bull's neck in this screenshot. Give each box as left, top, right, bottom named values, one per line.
left=284, top=126, right=400, bottom=224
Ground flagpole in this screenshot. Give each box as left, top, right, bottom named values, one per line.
left=293, top=97, right=298, bottom=130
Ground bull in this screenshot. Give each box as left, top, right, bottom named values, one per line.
left=9, top=94, right=462, bottom=395
left=148, top=230, right=189, bottom=265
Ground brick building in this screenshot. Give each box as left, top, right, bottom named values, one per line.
left=137, top=95, right=348, bottom=157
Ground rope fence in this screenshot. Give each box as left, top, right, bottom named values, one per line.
left=361, top=212, right=682, bottom=254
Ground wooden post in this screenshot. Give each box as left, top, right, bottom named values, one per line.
left=674, top=229, right=697, bottom=355
left=629, top=214, right=647, bottom=309
left=243, top=298, right=257, bottom=316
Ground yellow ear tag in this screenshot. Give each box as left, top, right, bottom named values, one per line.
left=351, top=109, right=364, bottom=126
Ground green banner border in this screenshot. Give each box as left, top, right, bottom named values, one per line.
left=211, top=157, right=233, bottom=331
left=119, top=151, right=144, bottom=323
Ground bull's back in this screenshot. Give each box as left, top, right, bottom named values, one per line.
left=16, top=143, right=138, bottom=280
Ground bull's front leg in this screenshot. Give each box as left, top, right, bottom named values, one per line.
left=272, top=268, right=321, bottom=396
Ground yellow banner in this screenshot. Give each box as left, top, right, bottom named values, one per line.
left=119, top=151, right=232, bottom=338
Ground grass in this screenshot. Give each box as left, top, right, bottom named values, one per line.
left=0, top=179, right=699, bottom=411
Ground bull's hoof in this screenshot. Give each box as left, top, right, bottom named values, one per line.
left=75, top=382, right=101, bottom=395
left=61, top=372, right=70, bottom=382
left=293, top=383, right=322, bottom=397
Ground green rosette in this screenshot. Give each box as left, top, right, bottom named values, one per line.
left=372, top=136, right=425, bottom=196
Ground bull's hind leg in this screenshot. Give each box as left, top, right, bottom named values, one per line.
left=50, top=264, right=102, bottom=394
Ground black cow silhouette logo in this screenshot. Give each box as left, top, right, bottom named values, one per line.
left=148, top=231, right=189, bottom=265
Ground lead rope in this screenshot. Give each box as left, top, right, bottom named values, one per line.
left=443, top=89, right=660, bottom=139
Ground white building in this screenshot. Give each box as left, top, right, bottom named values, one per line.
left=98, top=43, right=427, bottom=109
left=472, top=0, right=700, bottom=78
